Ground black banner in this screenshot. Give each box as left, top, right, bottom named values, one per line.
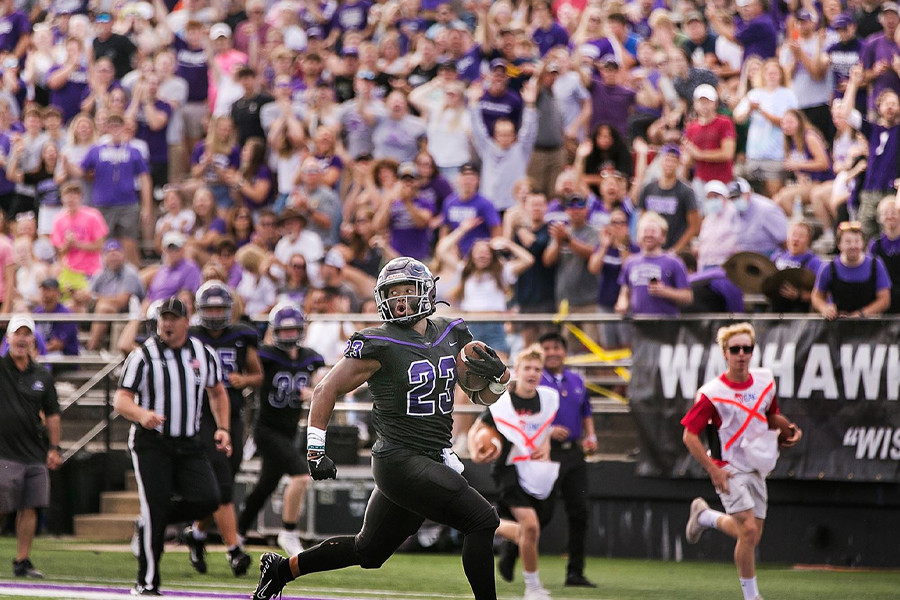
left=630, top=319, right=900, bottom=482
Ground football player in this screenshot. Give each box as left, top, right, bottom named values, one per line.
left=251, top=257, right=512, bottom=600
left=181, top=281, right=261, bottom=576
left=237, top=302, right=326, bottom=558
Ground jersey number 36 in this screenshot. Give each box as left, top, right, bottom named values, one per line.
left=407, top=356, right=455, bottom=416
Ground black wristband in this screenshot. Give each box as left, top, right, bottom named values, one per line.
left=50, top=445, right=61, bottom=452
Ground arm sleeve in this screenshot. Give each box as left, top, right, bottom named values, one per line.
left=41, top=371, right=60, bottom=416
left=118, top=349, right=145, bottom=392
left=206, top=344, right=223, bottom=387
left=874, top=257, right=892, bottom=291
left=342, top=331, right=388, bottom=363
left=766, top=394, right=780, bottom=416
left=813, top=260, right=831, bottom=293
left=681, top=393, right=719, bottom=435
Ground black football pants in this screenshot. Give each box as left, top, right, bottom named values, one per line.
left=551, top=443, right=590, bottom=577
left=296, top=446, right=500, bottom=600
left=129, top=428, right=220, bottom=591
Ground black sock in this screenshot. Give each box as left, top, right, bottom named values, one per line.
left=277, top=557, right=295, bottom=582
left=461, top=528, right=497, bottom=600
left=282, top=521, right=296, bottom=531
left=296, top=536, right=359, bottom=576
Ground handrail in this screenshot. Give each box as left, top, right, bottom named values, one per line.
left=62, top=414, right=120, bottom=463
left=58, top=357, right=125, bottom=413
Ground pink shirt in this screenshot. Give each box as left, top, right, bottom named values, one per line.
left=50, top=207, right=109, bottom=276
left=210, top=49, right=248, bottom=111
left=0, top=235, right=11, bottom=302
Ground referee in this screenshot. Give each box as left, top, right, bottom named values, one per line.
left=114, top=297, right=232, bottom=597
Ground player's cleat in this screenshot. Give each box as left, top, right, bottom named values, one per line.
left=497, top=540, right=517, bottom=582
left=523, top=587, right=552, bottom=600
left=277, top=530, right=304, bottom=556
left=686, top=497, right=710, bottom=544
left=229, top=547, right=252, bottom=577
left=180, top=526, right=208, bottom=574
left=130, top=585, right=161, bottom=596
left=12, top=558, right=43, bottom=578
left=252, top=552, right=288, bottom=600
left=564, top=573, right=597, bottom=587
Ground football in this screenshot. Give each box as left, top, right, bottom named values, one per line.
left=473, top=425, right=504, bottom=462
left=456, top=340, right=490, bottom=392
left=770, top=413, right=794, bottom=445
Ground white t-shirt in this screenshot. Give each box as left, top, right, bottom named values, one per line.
left=459, top=262, right=517, bottom=312
left=739, top=86, right=799, bottom=161
left=155, top=209, right=196, bottom=235
left=427, top=105, right=472, bottom=168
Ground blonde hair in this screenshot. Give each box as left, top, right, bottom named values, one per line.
left=877, top=196, right=899, bottom=222
left=514, top=343, right=545, bottom=368
left=717, top=322, right=756, bottom=353
left=636, top=211, right=669, bottom=237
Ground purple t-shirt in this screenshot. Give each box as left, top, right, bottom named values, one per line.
left=735, top=13, right=778, bottom=60
left=34, top=304, right=80, bottom=356
left=869, top=234, right=900, bottom=257
left=242, top=165, right=274, bottom=210
left=618, top=253, right=690, bottom=315
left=859, top=118, right=900, bottom=191
left=147, top=258, right=203, bottom=301
left=0, top=133, right=14, bottom=195
left=689, top=268, right=745, bottom=313
left=331, top=0, right=371, bottom=32
left=0, top=11, right=29, bottom=53
left=227, top=261, right=243, bottom=289
left=81, top=142, right=149, bottom=207
left=828, top=38, right=865, bottom=108
left=47, top=64, right=89, bottom=122
left=442, top=193, right=501, bottom=255
left=454, top=46, right=484, bottom=83
left=478, top=88, right=523, bottom=133
left=597, top=242, right=639, bottom=308
left=533, top=23, right=569, bottom=57
left=191, top=140, right=240, bottom=183
left=541, top=369, right=591, bottom=441
left=136, top=100, right=173, bottom=164
left=771, top=249, right=823, bottom=275
left=173, top=35, right=208, bottom=102
left=861, top=33, right=900, bottom=112
left=419, top=175, right=454, bottom=215
left=814, top=255, right=891, bottom=295
left=588, top=73, right=636, bottom=138
left=389, top=196, right=435, bottom=260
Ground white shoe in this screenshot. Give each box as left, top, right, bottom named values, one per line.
left=686, top=497, right=709, bottom=544
left=277, top=530, right=304, bottom=556
left=523, top=587, right=552, bottom=600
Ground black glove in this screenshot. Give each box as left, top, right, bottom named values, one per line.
left=465, top=345, right=508, bottom=382
left=307, top=449, right=337, bottom=480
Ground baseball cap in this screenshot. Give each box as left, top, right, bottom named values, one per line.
left=356, top=69, right=376, bottom=81
left=460, top=161, right=480, bottom=175
left=489, top=58, right=508, bottom=71
left=693, top=83, right=718, bottom=102
left=796, top=9, right=818, bottom=22
left=158, top=297, right=188, bottom=318
left=40, top=277, right=60, bottom=289
left=277, top=208, right=306, bottom=224
left=832, top=13, right=854, bottom=29
left=162, top=230, right=186, bottom=249
left=545, top=62, right=560, bottom=73
left=7, top=314, right=35, bottom=335
left=209, top=23, right=231, bottom=40
left=565, top=194, right=587, bottom=209
left=883, top=2, right=900, bottom=15
left=704, top=180, right=730, bottom=198
left=438, top=60, right=457, bottom=72
left=684, top=11, right=704, bottom=24
left=735, top=0, right=752, bottom=7
left=398, top=162, right=419, bottom=179
left=598, top=54, right=619, bottom=68
left=323, top=248, right=345, bottom=270
left=342, top=47, right=359, bottom=58
left=307, top=25, right=324, bottom=39
left=728, top=178, right=751, bottom=198
left=661, top=143, right=681, bottom=157
left=104, top=239, right=123, bottom=253
left=95, top=11, right=112, bottom=23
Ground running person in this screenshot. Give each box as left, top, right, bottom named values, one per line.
left=181, top=281, right=261, bottom=576
left=251, top=257, right=512, bottom=600
left=237, top=302, right=326, bottom=557
left=682, top=322, right=802, bottom=600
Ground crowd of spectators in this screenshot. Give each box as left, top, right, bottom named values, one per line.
left=2, top=0, right=900, bottom=362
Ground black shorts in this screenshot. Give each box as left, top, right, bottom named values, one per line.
left=200, top=409, right=244, bottom=504
left=254, top=424, right=308, bottom=476
left=494, top=465, right=555, bottom=527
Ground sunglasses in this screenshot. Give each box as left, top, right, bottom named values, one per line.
left=727, top=345, right=753, bottom=355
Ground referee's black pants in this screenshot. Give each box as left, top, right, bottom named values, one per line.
left=129, top=427, right=221, bottom=591
left=550, top=442, right=590, bottom=578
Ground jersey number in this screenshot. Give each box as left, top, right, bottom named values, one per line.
left=269, top=371, right=309, bottom=409
left=407, top=356, right=455, bottom=416
left=217, top=349, right=238, bottom=386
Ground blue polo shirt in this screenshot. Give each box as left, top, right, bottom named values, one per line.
left=541, top=369, right=592, bottom=442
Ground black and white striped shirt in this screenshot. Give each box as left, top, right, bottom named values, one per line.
left=119, top=336, right=223, bottom=438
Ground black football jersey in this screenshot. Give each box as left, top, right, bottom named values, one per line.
left=257, top=344, right=326, bottom=437
left=344, top=316, right=473, bottom=455
left=190, top=323, right=259, bottom=414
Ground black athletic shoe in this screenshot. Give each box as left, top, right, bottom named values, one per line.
left=130, top=585, right=162, bottom=596
left=180, top=526, right=208, bottom=574
left=13, top=558, right=43, bottom=578
left=497, top=540, right=517, bottom=583
left=230, top=547, right=252, bottom=577
left=251, top=552, right=288, bottom=600
left=565, top=573, right=597, bottom=588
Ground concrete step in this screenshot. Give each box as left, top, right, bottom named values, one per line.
left=73, top=514, right=136, bottom=541
left=100, top=491, right=141, bottom=515
left=126, top=470, right=138, bottom=491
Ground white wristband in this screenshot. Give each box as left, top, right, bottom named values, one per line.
left=488, top=380, right=508, bottom=395
left=307, top=426, right=327, bottom=451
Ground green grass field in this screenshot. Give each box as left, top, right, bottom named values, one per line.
left=0, top=537, right=898, bottom=600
